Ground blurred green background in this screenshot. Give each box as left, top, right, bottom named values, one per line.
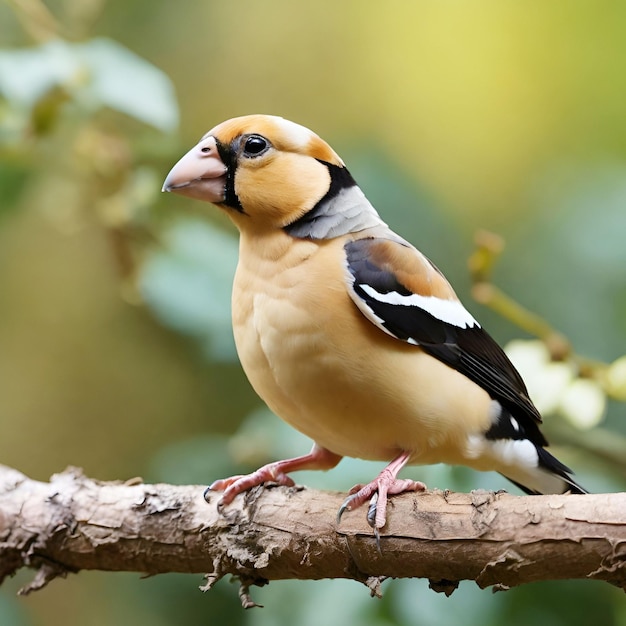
left=1, top=1, right=625, bottom=624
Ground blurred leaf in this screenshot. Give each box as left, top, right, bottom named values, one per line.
left=139, top=218, right=238, bottom=361
left=0, top=40, right=75, bottom=107
left=0, top=38, right=178, bottom=132
left=76, top=38, right=178, bottom=132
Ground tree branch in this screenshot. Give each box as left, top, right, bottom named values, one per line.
left=1, top=465, right=624, bottom=605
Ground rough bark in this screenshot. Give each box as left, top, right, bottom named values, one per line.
left=0, top=465, right=624, bottom=605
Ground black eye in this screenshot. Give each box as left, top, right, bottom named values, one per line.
left=243, top=135, right=269, bottom=157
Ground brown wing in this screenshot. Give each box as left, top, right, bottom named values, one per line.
left=344, top=236, right=546, bottom=445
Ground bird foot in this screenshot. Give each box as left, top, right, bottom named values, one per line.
left=337, top=473, right=426, bottom=530
left=206, top=467, right=295, bottom=506
left=204, top=446, right=343, bottom=507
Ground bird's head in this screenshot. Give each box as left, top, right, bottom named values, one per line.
left=163, top=115, right=382, bottom=238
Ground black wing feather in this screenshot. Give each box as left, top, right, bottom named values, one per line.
left=346, top=241, right=547, bottom=446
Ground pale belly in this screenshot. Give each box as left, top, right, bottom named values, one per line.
left=231, top=237, right=492, bottom=466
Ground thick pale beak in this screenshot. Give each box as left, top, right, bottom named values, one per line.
left=162, top=135, right=228, bottom=203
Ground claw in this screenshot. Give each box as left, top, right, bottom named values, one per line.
left=334, top=452, right=426, bottom=538
left=203, top=484, right=226, bottom=508
left=366, top=493, right=379, bottom=528
left=203, top=486, right=212, bottom=503
left=367, top=494, right=383, bottom=554
left=337, top=491, right=383, bottom=553
left=337, top=494, right=354, bottom=524
left=373, top=526, right=382, bottom=555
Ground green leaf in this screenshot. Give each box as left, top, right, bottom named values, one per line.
left=75, top=38, right=179, bottom=132
left=0, top=38, right=179, bottom=132
left=0, top=39, right=77, bottom=107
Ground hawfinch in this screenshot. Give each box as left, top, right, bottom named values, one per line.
left=163, top=115, right=586, bottom=531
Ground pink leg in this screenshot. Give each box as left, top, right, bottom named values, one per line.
left=338, top=451, right=426, bottom=530
left=207, top=444, right=342, bottom=505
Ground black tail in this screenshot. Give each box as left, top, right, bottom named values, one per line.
left=502, top=446, right=588, bottom=495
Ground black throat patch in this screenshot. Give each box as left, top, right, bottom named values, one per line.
left=215, top=138, right=243, bottom=212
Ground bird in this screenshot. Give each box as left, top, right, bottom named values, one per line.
left=162, top=114, right=586, bottom=533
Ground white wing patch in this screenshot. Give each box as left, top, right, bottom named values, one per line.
left=467, top=435, right=539, bottom=468
left=348, top=283, right=393, bottom=331
left=490, top=439, right=539, bottom=468
left=359, top=284, right=480, bottom=329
